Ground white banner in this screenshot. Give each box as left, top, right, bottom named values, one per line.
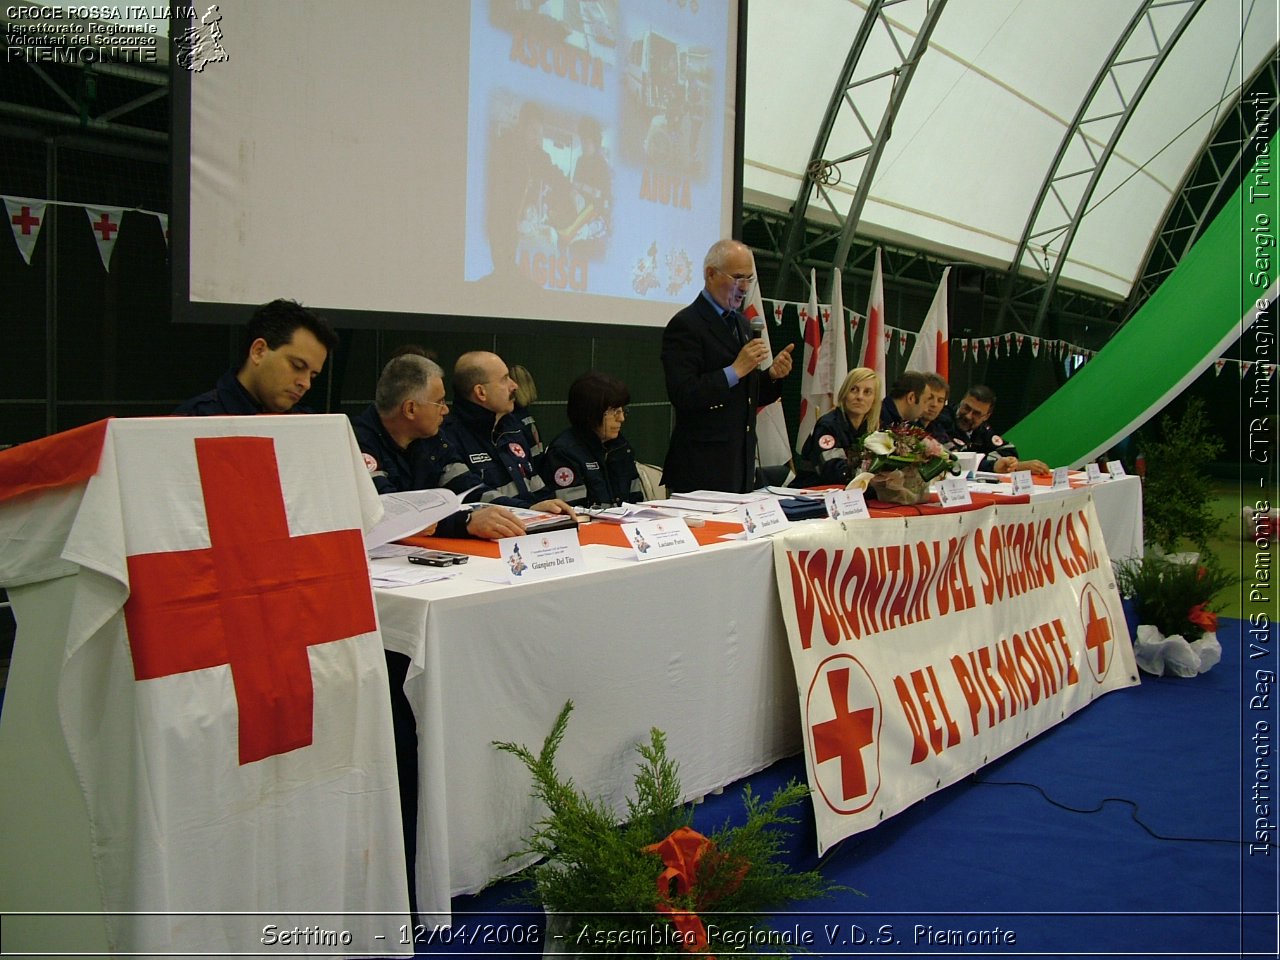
left=772, top=494, right=1139, bottom=855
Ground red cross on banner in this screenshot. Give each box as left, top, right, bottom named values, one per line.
left=1081, top=585, right=1114, bottom=682
left=810, top=664, right=877, bottom=807
left=85, top=206, right=123, bottom=271
left=4, top=197, right=47, bottom=265
left=123, top=436, right=377, bottom=764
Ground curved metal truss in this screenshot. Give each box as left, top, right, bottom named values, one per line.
left=772, top=0, right=950, bottom=297
left=994, top=0, right=1208, bottom=337
left=1124, top=48, right=1280, bottom=320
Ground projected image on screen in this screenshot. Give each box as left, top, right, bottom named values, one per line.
left=179, top=0, right=739, bottom=330
left=465, top=0, right=726, bottom=307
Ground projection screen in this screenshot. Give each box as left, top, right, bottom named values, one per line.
left=173, top=0, right=745, bottom=330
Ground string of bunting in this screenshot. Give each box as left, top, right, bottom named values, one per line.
left=763, top=296, right=1271, bottom=378
left=4, top=194, right=168, bottom=272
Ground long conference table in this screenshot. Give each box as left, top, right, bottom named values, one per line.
left=374, top=476, right=1142, bottom=921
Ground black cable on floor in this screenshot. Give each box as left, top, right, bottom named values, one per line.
left=971, top=775, right=1279, bottom=849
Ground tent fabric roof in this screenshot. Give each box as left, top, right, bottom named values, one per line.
left=743, top=0, right=1276, bottom=299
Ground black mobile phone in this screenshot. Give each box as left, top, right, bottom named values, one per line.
left=408, top=551, right=469, bottom=567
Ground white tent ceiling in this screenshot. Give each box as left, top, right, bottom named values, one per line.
left=743, top=0, right=1276, bottom=299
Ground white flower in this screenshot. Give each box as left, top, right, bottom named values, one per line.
left=864, top=431, right=894, bottom=456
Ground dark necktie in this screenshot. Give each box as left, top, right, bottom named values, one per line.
left=723, top=310, right=743, bottom=346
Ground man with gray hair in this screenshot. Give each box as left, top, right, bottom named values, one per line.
left=353, top=354, right=526, bottom=538
left=660, top=238, right=795, bottom=492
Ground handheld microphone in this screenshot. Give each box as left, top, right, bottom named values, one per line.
left=749, top=314, right=765, bottom=340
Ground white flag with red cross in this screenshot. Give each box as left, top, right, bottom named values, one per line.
left=796, top=272, right=825, bottom=454
left=0, top=416, right=410, bottom=957
left=861, top=248, right=886, bottom=382
left=85, top=206, right=124, bottom=271
left=5, top=196, right=47, bottom=265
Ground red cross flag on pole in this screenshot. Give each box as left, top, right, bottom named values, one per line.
left=744, top=279, right=791, bottom=473
left=0, top=416, right=410, bottom=957
left=860, top=248, right=886, bottom=383
left=5, top=196, right=47, bottom=265
left=906, top=266, right=950, bottom=380
left=796, top=270, right=825, bottom=454
left=85, top=205, right=124, bottom=271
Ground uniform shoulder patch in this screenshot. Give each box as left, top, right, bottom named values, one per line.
left=818, top=433, right=836, bottom=450
left=508, top=442, right=526, bottom=459
left=554, top=466, right=576, bottom=487
left=362, top=452, right=378, bottom=473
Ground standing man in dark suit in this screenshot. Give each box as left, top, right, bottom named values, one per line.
left=661, top=239, right=795, bottom=493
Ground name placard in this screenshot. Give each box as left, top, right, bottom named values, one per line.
left=1085, top=462, right=1106, bottom=484
left=1051, top=466, right=1070, bottom=490
left=1009, top=470, right=1034, bottom=496
left=740, top=499, right=789, bottom=539
left=824, top=488, right=871, bottom=521
left=938, top=477, right=973, bottom=508
left=1107, top=459, right=1127, bottom=478
left=498, top=527, right=584, bottom=583
left=621, top=518, right=700, bottom=560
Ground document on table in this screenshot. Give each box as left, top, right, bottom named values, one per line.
left=367, top=557, right=462, bottom=588
left=366, top=489, right=463, bottom=549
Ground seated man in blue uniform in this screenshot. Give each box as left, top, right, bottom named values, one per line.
left=918, top=372, right=951, bottom=443
left=430, top=350, right=575, bottom=515
left=542, top=371, right=644, bottom=507
left=174, top=299, right=337, bottom=415
left=939, top=384, right=1050, bottom=474
left=879, top=370, right=929, bottom=429
left=352, top=354, right=527, bottom=539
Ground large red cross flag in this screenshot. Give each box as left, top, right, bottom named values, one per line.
left=0, top=416, right=410, bottom=958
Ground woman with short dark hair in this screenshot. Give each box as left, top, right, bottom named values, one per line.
left=542, top=371, right=643, bottom=507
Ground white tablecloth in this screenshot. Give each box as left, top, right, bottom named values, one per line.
left=374, top=476, right=1143, bottom=921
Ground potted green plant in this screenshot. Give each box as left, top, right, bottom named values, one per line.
left=494, top=701, right=841, bottom=957
left=1113, top=554, right=1238, bottom=677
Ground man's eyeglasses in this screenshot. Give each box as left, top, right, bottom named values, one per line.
left=605, top=406, right=627, bottom=419
left=712, top=267, right=756, bottom=288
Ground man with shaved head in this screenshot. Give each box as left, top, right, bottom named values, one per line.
left=427, top=350, right=574, bottom=515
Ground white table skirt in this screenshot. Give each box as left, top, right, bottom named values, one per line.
left=374, top=477, right=1142, bottom=921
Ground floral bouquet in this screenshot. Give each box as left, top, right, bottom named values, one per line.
left=853, top=425, right=958, bottom=504
left=494, top=701, right=840, bottom=957
left=1113, top=554, right=1239, bottom=677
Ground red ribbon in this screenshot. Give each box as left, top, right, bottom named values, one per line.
left=644, top=826, right=748, bottom=956
left=1188, top=603, right=1218, bottom=634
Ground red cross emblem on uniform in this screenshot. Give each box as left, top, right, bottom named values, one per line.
left=806, top=654, right=881, bottom=815
left=509, top=442, right=526, bottom=459
left=123, top=436, right=377, bottom=765
left=1080, top=583, right=1114, bottom=682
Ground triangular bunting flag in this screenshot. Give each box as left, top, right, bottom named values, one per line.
left=773, top=300, right=784, bottom=324
left=85, top=206, right=124, bottom=271
left=1241, top=361, right=1253, bottom=378
left=960, top=339, right=970, bottom=360
left=898, top=330, right=908, bottom=355
left=983, top=339, right=992, bottom=359
left=1015, top=333, right=1025, bottom=353
left=1213, top=359, right=1226, bottom=376
left=1263, top=363, right=1277, bottom=380
left=156, top=212, right=169, bottom=247
left=850, top=314, right=861, bottom=333
left=5, top=197, right=47, bottom=265
left=1030, top=337, right=1041, bottom=358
